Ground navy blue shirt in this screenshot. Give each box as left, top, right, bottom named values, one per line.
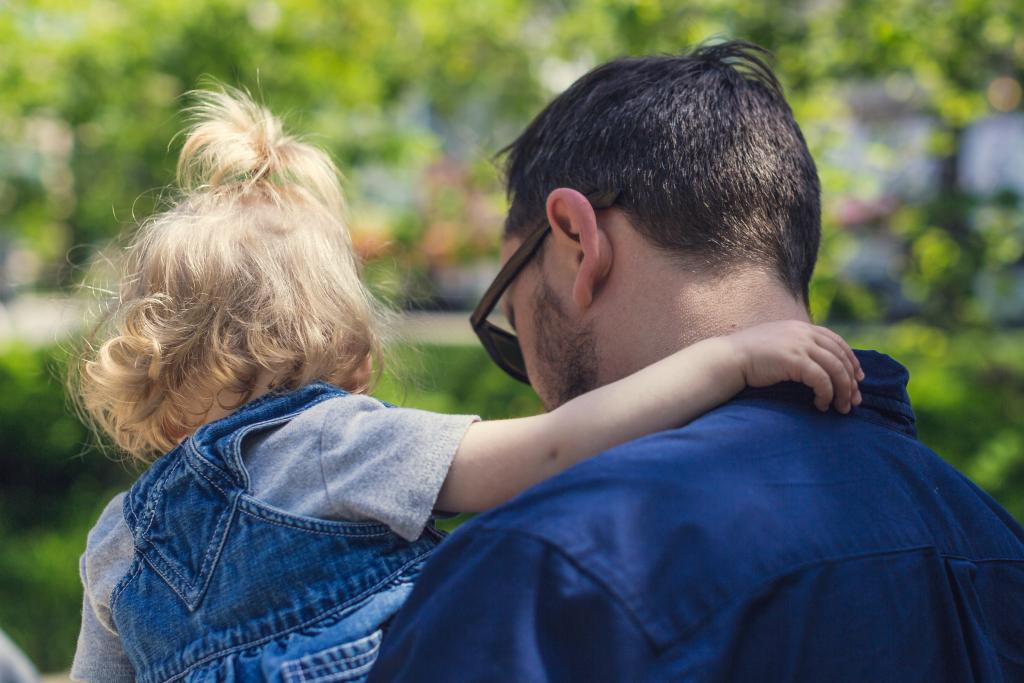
left=370, top=351, right=1024, bottom=682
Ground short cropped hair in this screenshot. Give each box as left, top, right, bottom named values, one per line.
left=501, top=40, right=821, bottom=302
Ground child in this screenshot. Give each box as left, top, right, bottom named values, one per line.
left=70, top=88, right=862, bottom=683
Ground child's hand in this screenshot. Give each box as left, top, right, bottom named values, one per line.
left=726, top=321, right=864, bottom=414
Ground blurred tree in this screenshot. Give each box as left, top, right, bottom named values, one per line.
left=0, top=0, right=1021, bottom=323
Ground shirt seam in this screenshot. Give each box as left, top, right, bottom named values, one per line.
left=470, top=530, right=996, bottom=655
left=235, top=504, right=394, bottom=537
left=472, top=525, right=662, bottom=653
left=317, top=399, right=341, bottom=519
left=940, top=554, right=1024, bottom=564
left=844, top=408, right=917, bottom=438
left=663, top=544, right=944, bottom=651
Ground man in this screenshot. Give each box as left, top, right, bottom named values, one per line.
left=370, top=41, right=1024, bottom=681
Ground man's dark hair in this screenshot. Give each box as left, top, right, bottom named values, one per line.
left=501, top=40, right=821, bottom=302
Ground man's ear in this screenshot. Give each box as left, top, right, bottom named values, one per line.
left=545, top=188, right=613, bottom=310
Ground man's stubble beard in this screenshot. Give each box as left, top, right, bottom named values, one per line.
left=533, top=275, right=599, bottom=410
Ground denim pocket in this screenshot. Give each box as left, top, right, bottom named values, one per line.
left=279, top=629, right=383, bottom=683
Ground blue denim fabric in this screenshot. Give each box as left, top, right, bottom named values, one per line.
left=111, top=382, right=442, bottom=683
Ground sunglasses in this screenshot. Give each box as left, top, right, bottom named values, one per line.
left=470, top=189, right=621, bottom=384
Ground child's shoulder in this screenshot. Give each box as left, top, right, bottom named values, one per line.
left=244, top=390, right=477, bottom=541
left=285, top=391, right=472, bottom=444
left=85, top=492, right=131, bottom=554
left=305, top=392, right=478, bottom=466
left=248, top=392, right=395, bottom=455
left=307, top=390, right=394, bottom=416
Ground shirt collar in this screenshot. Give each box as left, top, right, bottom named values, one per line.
left=737, top=350, right=917, bottom=438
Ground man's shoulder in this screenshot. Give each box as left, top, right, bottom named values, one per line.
left=459, top=396, right=1023, bottom=642
left=464, top=401, right=825, bottom=575
left=475, top=391, right=997, bottom=539
left=476, top=397, right=892, bottom=540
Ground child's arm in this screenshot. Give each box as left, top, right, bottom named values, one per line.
left=436, top=320, right=862, bottom=512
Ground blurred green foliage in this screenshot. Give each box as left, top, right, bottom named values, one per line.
left=1, top=0, right=1022, bottom=319
left=0, top=344, right=136, bottom=673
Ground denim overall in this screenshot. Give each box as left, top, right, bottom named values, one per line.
left=110, top=383, right=443, bottom=682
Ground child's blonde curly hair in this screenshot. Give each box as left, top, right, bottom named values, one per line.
left=73, top=87, right=384, bottom=462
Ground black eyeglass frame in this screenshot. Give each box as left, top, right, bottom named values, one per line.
left=470, top=189, right=621, bottom=384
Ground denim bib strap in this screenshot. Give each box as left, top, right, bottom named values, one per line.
left=123, top=382, right=348, bottom=611
left=122, top=449, right=237, bottom=611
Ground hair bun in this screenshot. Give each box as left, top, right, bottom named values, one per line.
left=177, top=86, right=344, bottom=213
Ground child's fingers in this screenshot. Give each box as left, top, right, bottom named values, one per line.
left=816, top=340, right=856, bottom=413
left=813, top=332, right=856, bottom=388
left=796, top=353, right=835, bottom=412
left=816, top=326, right=864, bottom=381
left=812, top=327, right=856, bottom=380
left=812, top=333, right=859, bottom=409
left=806, top=344, right=853, bottom=413
left=825, top=327, right=863, bottom=381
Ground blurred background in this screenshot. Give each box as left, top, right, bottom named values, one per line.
left=1, top=0, right=1022, bottom=675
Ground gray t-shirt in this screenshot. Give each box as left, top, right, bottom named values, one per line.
left=71, top=394, right=478, bottom=682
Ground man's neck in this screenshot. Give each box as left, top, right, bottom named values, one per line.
left=592, top=264, right=810, bottom=387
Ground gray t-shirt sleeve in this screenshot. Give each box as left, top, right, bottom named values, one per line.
left=71, top=494, right=135, bottom=683
left=317, top=396, right=478, bottom=541
left=243, top=395, right=478, bottom=542
left=71, top=586, right=134, bottom=682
